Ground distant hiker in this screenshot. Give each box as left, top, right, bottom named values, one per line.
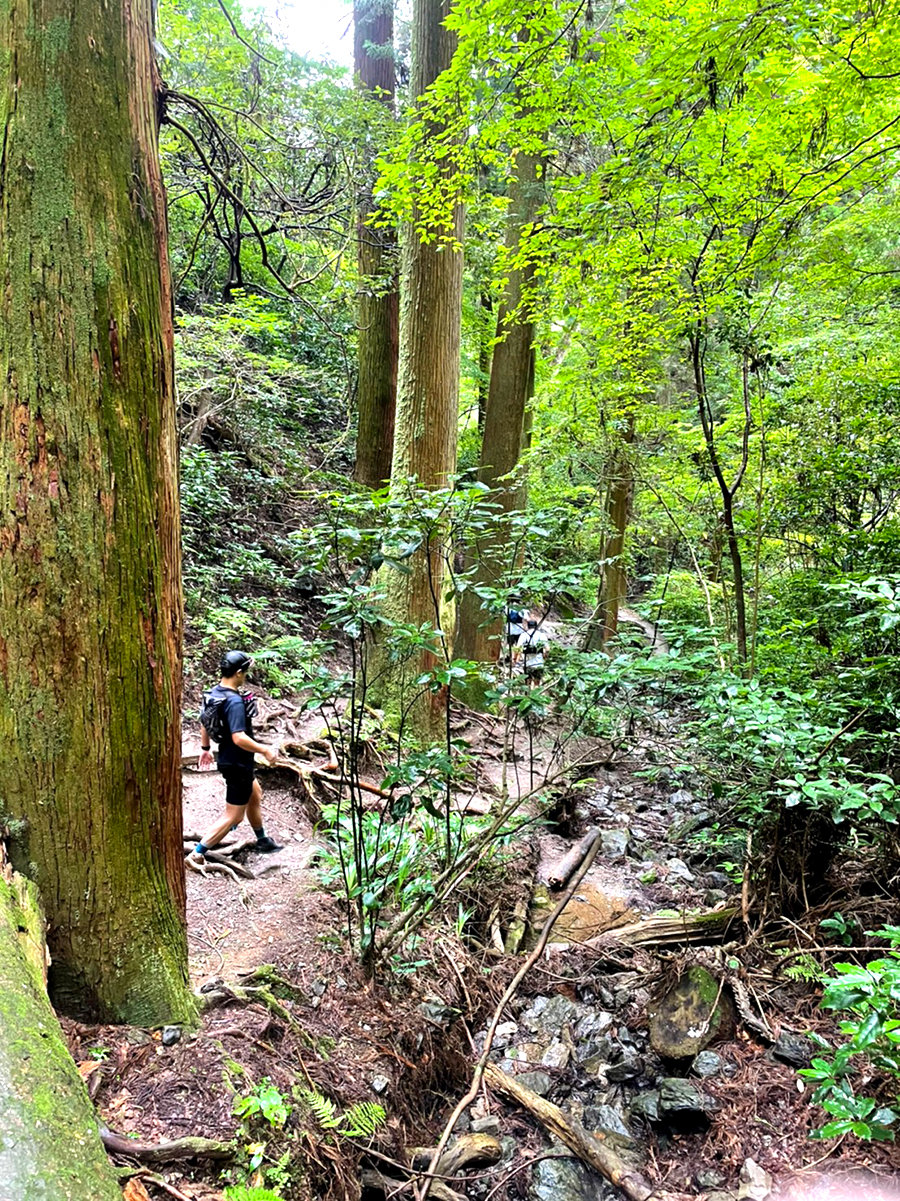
left=506, top=607, right=526, bottom=662
left=518, top=619, right=549, bottom=684
left=191, top=650, right=283, bottom=861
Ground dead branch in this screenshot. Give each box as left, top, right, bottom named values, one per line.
left=548, top=828, right=601, bottom=890
left=100, top=1128, right=233, bottom=1164
left=586, top=907, right=739, bottom=948
left=483, top=1065, right=691, bottom=1201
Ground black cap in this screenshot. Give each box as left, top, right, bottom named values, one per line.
left=220, top=649, right=253, bottom=677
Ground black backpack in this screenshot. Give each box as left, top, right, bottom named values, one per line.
left=199, top=689, right=258, bottom=743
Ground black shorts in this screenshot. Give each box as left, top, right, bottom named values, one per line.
left=219, top=765, right=255, bottom=807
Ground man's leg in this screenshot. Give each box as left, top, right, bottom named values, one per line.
left=196, top=803, right=249, bottom=853
left=246, top=778, right=282, bottom=853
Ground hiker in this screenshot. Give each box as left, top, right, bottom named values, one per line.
left=506, top=606, right=526, bottom=662
left=190, top=650, right=283, bottom=860
left=518, top=618, right=549, bottom=684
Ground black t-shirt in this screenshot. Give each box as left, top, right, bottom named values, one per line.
left=208, top=684, right=255, bottom=769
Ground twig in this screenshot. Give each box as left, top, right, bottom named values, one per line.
left=415, top=832, right=602, bottom=1201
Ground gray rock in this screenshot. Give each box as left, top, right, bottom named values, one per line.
left=670, top=789, right=694, bottom=807
left=738, top=1157, right=772, bottom=1200
left=630, top=1091, right=660, bottom=1122
left=607, top=1052, right=642, bottom=1083
left=649, top=966, right=734, bottom=1059
left=601, top=829, right=630, bottom=857
left=666, top=857, right=695, bottom=882
left=707, top=1193, right=738, bottom=1201
left=574, top=1009, right=613, bottom=1041
left=492, top=1020, right=519, bottom=1049
left=705, top=888, right=729, bottom=905
left=370, top=1074, right=390, bottom=1094
left=658, top=1078, right=718, bottom=1118
left=530, top=1154, right=615, bottom=1201
left=771, top=1032, right=813, bottom=1068
left=522, top=994, right=579, bottom=1035
left=161, top=1026, right=181, bottom=1047
left=542, top=1040, right=571, bottom=1070
left=471, top=1115, right=501, bottom=1136
left=515, top=1071, right=552, bottom=1097
left=692, top=1050, right=723, bottom=1078
left=582, top=1103, right=634, bottom=1145
left=698, top=1170, right=727, bottom=1188
left=704, top=871, right=733, bottom=890
left=419, top=999, right=460, bottom=1028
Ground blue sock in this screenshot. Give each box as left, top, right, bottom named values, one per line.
left=194, top=842, right=208, bottom=855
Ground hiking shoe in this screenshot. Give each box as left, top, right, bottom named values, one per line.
left=254, top=836, right=283, bottom=853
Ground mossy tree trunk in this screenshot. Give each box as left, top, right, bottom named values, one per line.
left=354, top=0, right=399, bottom=488
left=455, top=149, right=542, bottom=668
left=377, top=0, right=463, bottom=736
left=583, top=411, right=636, bottom=652
left=0, top=856, right=121, bottom=1200
left=0, top=0, right=195, bottom=1024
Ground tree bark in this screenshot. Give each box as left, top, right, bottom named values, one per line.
left=0, top=0, right=195, bottom=1023
left=0, top=852, right=121, bottom=1200
left=377, top=0, right=464, bottom=735
left=583, top=411, right=636, bottom=652
left=455, top=148, right=542, bottom=667
left=354, top=0, right=399, bottom=488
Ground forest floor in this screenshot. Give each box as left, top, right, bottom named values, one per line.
left=64, top=671, right=900, bottom=1201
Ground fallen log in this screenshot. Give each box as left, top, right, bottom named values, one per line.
left=484, top=1064, right=690, bottom=1201
left=548, top=828, right=601, bottom=890
left=410, top=1133, right=503, bottom=1175
left=362, top=1168, right=462, bottom=1201
left=588, top=907, right=739, bottom=947
left=0, top=846, right=121, bottom=1199
left=100, top=1128, right=233, bottom=1164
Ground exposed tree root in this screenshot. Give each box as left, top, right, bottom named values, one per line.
left=100, top=1128, right=233, bottom=1164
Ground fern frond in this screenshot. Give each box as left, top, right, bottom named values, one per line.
left=340, top=1100, right=386, bottom=1138
left=302, top=1087, right=341, bottom=1129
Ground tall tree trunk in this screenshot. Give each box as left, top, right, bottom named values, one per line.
left=0, top=851, right=121, bottom=1199
left=455, top=149, right=542, bottom=666
left=354, top=0, right=400, bottom=488
left=0, top=0, right=195, bottom=1023
left=583, top=411, right=636, bottom=652
left=690, top=328, right=749, bottom=665
left=378, top=0, right=463, bottom=735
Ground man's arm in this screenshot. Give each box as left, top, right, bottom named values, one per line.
left=199, top=725, right=214, bottom=768
left=232, top=731, right=278, bottom=763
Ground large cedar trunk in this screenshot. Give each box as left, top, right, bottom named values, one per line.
left=0, top=0, right=194, bottom=1023
left=378, top=0, right=463, bottom=734
left=354, top=0, right=399, bottom=488
left=0, top=851, right=121, bottom=1199
left=455, top=150, right=542, bottom=666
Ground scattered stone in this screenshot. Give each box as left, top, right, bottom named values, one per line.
left=707, top=1192, right=738, bottom=1201
left=370, top=1074, right=390, bottom=1095
left=541, top=1040, right=571, bottom=1070
left=705, top=888, right=729, bottom=905
left=665, top=857, right=695, bottom=882
left=704, top=871, right=733, bottom=890
left=161, top=1026, right=181, bottom=1047
left=771, top=1032, right=813, bottom=1068
left=657, top=1077, right=718, bottom=1119
left=419, top=998, right=460, bottom=1028
left=607, top=1052, right=642, bottom=1083
left=601, top=829, right=630, bottom=857
left=491, top=1020, right=519, bottom=1049
left=670, top=789, right=694, bottom=807
left=582, top=1103, right=634, bottom=1145
left=649, top=965, right=735, bottom=1059
left=698, top=1170, right=727, bottom=1188
left=692, top=1050, right=724, bottom=1078
left=630, top=1091, right=660, bottom=1122
left=522, top=994, right=579, bottom=1035
left=471, top=1115, right=501, bottom=1136
left=574, top=1009, right=613, bottom=1041
left=515, top=1071, right=552, bottom=1097
left=530, top=1154, right=604, bottom=1201
left=738, top=1157, right=772, bottom=1200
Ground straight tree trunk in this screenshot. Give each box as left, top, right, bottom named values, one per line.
left=354, top=0, right=400, bottom=488
left=0, top=0, right=195, bottom=1023
left=378, top=0, right=463, bottom=734
left=583, top=411, right=636, bottom=652
left=455, top=149, right=542, bottom=667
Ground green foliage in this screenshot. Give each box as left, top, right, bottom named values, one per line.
left=224, top=1188, right=284, bottom=1201
left=800, top=928, right=900, bottom=1141
left=300, top=1089, right=385, bottom=1139
left=233, top=1080, right=291, bottom=1130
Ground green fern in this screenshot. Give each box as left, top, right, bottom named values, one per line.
left=783, top=954, right=821, bottom=982
left=339, top=1101, right=386, bottom=1139
left=223, top=1187, right=284, bottom=1201
left=301, top=1087, right=341, bottom=1129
